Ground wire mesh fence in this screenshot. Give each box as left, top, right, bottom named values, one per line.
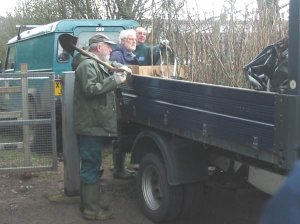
left=0, top=72, right=57, bottom=173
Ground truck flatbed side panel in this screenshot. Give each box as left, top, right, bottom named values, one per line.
left=124, top=75, right=275, bottom=124
left=119, top=75, right=277, bottom=165
left=122, top=94, right=274, bottom=150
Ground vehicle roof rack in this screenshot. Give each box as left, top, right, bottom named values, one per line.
left=16, top=25, right=42, bottom=40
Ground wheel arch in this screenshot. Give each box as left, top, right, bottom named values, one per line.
left=131, top=130, right=208, bottom=185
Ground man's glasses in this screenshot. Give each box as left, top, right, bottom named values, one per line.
left=137, top=32, right=147, bottom=36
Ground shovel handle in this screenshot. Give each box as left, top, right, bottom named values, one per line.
left=59, top=33, right=131, bottom=74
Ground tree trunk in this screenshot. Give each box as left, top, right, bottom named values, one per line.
left=257, top=0, right=280, bottom=27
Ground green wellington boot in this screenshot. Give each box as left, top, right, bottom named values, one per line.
left=81, top=182, right=113, bottom=220
left=80, top=182, right=109, bottom=212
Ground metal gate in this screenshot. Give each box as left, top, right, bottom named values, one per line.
left=0, top=72, right=57, bottom=173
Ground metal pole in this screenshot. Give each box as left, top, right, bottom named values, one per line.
left=62, top=72, right=80, bottom=196
left=275, top=0, right=300, bottom=169
left=50, top=73, right=58, bottom=170
left=288, top=0, right=300, bottom=95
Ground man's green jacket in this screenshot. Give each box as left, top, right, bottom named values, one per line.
left=134, top=43, right=161, bottom=65
left=73, top=53, right=120, bottom=137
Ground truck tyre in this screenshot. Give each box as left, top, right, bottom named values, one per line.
left=137, top=153, right=183, bottom=222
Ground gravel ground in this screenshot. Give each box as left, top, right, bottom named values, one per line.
left=0, top=156, right=271, bottom=224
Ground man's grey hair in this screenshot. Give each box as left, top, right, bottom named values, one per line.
left=119, top=29, right=136, bottom=43
left=89, top=42, right=104, bottom=52
left=89, top=43, right=97, bottom=51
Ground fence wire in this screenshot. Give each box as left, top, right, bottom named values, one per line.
left=0, top=72, right=57, bottom=173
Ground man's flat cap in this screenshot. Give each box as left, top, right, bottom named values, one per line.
left=89, top=34, right=116, bottom=46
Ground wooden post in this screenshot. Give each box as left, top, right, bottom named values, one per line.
left=20, top=63, right=31, bottom=167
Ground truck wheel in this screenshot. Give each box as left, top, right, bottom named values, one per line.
left=137, top=153, right=183, bottom=222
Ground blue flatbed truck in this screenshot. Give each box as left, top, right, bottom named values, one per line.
left=116, top=0, right=300, bottom=222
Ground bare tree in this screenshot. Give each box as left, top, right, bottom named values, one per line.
left=99, top=0, right=151, bottom=19
left=0, top=0, right=289, bottom=88
left=257, top=0, right=280, bottom=26
left=12, top=0, right=155, bottom=21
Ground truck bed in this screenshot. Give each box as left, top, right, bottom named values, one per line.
left=118, top=74, right=298, bottom=172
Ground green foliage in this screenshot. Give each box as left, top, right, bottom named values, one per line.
left=0, top=16, right=20, bottom=69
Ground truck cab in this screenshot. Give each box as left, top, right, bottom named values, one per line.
left=3, top=19, right=139, bottom=75
left=1, top=19, right=139, bottom=153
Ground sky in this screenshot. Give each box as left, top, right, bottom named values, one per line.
left=187, top=0, right=256, bottom=13
left=184, top=0, right=289, bottom=19
left=0, top=0, right=18, bottom=16
left=0, top=0, right=289, bottom=17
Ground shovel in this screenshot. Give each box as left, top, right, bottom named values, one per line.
left=58, top=33, right=129, bottom=73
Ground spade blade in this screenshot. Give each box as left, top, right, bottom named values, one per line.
left=58, top=33, right=78, bottom=56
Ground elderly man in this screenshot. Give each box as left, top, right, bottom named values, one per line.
left=109, top=29, right=139, bottom=180
left=134, top=26, right=172, bottom=65
left=73, top=34, right=131, bottom=220
left=110, top=29, right=139, bottom=65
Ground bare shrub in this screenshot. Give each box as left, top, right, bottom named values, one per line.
left=143, top=1, right=288, bottom=88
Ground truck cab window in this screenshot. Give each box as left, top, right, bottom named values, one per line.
left=57, top=43, right=70, bottom=63
left=77, top=32, right=120, bottom=49
left=5, top=46, right=16, bottom=70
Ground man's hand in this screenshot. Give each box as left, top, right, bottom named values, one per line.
left=160, top=39, right=170, bottom=47
left=110, top=62, right=132, bottom=74
left=160, top=39, right=173, bottom=54
left=114, top=72, right=127, bottom=85
left=119, top=66, right=132, bottom=74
